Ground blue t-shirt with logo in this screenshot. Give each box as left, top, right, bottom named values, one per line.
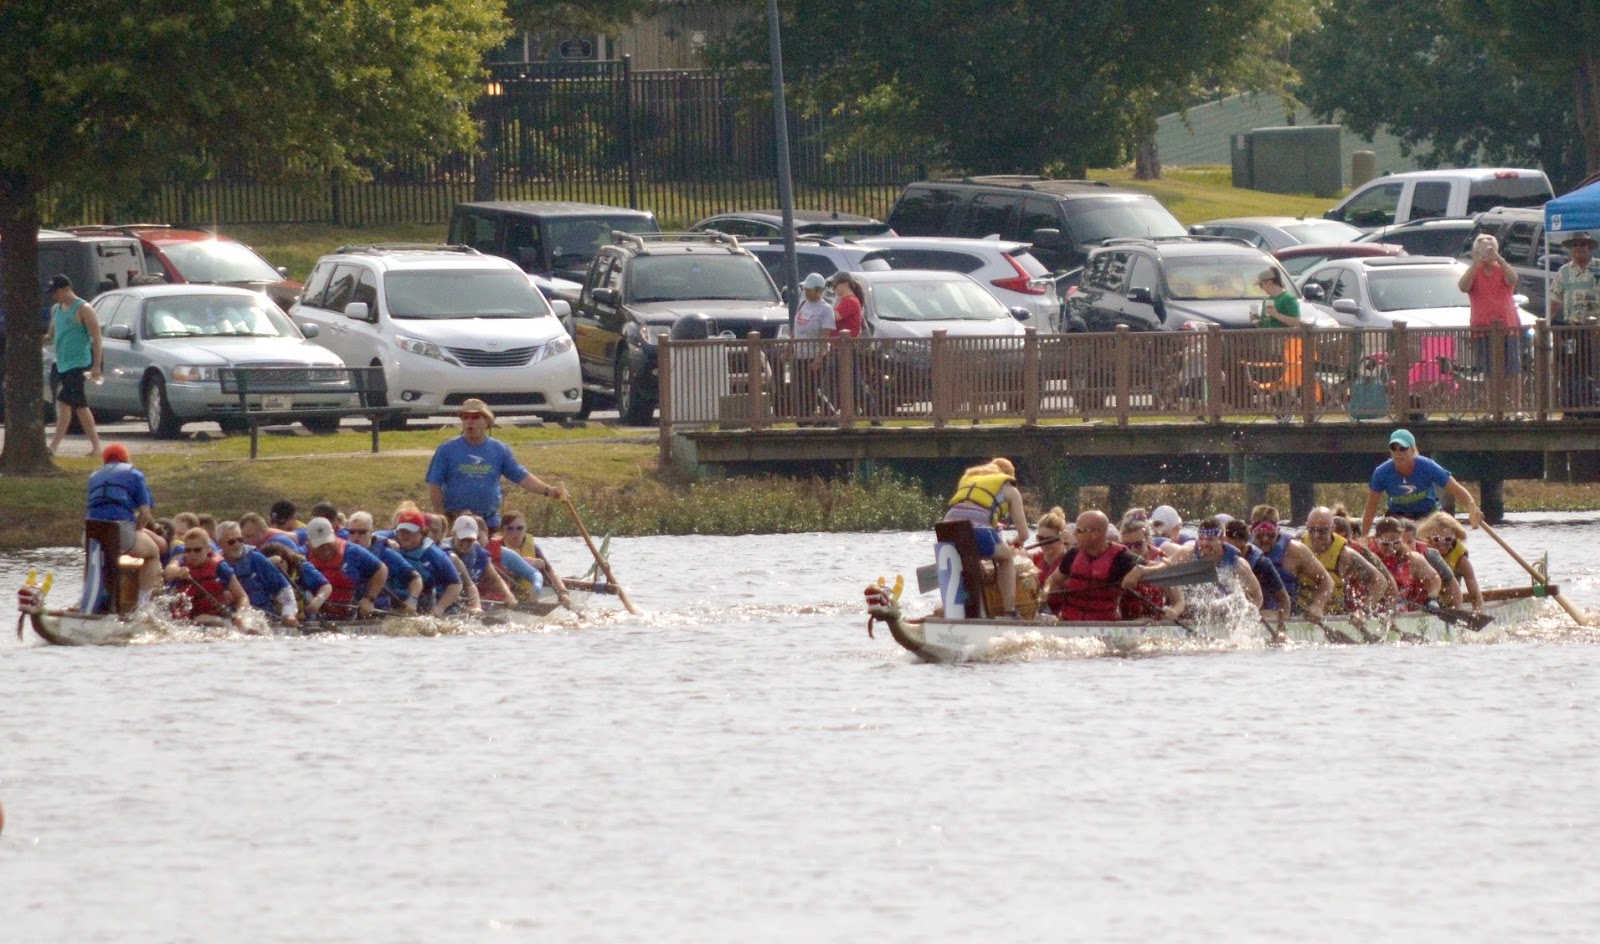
left=1370, top=455, right=1452, bottom=517
left=425, top=436, right=529, bottom=527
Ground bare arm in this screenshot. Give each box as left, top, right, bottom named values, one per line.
left=1412, top=553, right=1442, bottom=599
left=1362, top=490, right=1382, bottom=536
left=1498, top=258, right=1517, bottom=287
left=1236, top=559, right=1263, bottom=607
left=1444, top=476, right=1482, bottom=528
left=1459, top=555, right=1484, bottom=611
left=517, top=472, right=566, bottom=502
left=1457, top=265, right=1476, bottom=293
left=1001, top=484, right=1029, bottom=544
left=226, top=575, right=250, bottom=611
left=80, top=304, right=103, bottom=378
left=360, top=563, right=388, bottom=615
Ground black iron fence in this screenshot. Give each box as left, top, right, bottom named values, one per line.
left=45, top=60, right=915, bottom=230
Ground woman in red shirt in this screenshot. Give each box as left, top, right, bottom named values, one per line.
left=1458, top=233, right=1523, bottom=412
left=828, top=272, right=864, bottom=337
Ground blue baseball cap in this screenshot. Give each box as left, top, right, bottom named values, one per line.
left=1389, top=428, right=1416, bottom=449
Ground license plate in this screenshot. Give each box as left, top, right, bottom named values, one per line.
left=260, top=394, right=292, bottom=411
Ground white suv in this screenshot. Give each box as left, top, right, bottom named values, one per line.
left=289, top=245, right=582, bottom=420
left=854, top=236, right=1060, bottom=331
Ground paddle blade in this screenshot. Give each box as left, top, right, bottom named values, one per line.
left=916, top=564, right=939, bottom=594
left=1436, top=605, right=1495, bottom=631
left=1138, top=558, right=1219, bottom=588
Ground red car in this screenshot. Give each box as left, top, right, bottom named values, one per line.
left=1274, top=241, right=1405, bottom=282
left=64, top=224, right=302, bottom=311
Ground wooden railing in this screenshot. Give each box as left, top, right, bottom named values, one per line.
left=658, top=321, right=1600, bottom=452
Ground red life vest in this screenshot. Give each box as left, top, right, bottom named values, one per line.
left=1127, top=544, right=1167, bottom=617
left=1057, top=543, right=1129, bottom=622
left=311, top=539, right=359, bottom=605
left=1372, top=542, right=1430, bottom=606
left=177, top=553, right=230, bottom=618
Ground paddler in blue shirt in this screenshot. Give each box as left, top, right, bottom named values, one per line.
left=217, top=520, right=298, bottom=627
left=345, top=510, right=424, bottom=615
left=425, top=399, right=566, bottom=531
left=1363, top=428, right=1484, bottom=536
left=391, top=508, right=464, bottom=616
left=86, top=443, right=164, bottom=606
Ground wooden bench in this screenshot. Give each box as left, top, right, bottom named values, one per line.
left=218, top=366, right=409, bottom=459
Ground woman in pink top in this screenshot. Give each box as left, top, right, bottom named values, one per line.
left=828, top=272, right=864, bottom=337
left=1458, top=233, right=1524, bottom=411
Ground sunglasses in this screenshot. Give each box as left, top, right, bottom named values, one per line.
left=1124, top=539, right=1148, bottom=551
left=1389, top=444, right=1411, bottom=452
left=459, top=412, right=487, bottom=421
left=347, top=528, right=370, bottom=535
left=1376, top=539, right=1403, bottom=549
left=184, top=546, right=209, bottom=554
left=1305, top=526, right=1332, bottom=535
left=222, top=537, right=244, bottom=546
left=1428, top=534, right=1457, bottom=544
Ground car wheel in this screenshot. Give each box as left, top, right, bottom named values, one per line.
left=302, top=415, right=342, bottom=434
left=218, top=416, right=251, bottom=435
left=143, top=377, right=183, bottom=439
left=616, top=355, right=655, bottom=426
left=575, top=389, right=595, bottom=420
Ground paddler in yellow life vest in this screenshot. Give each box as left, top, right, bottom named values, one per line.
left=942, top=457, right=1030, bottom=618
left=1418, top=511, right=1484, bottom=613
left=1298, top=506, right=1392, bottom=614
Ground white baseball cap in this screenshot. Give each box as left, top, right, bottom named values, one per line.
left=1151, top=505, right=1181, bottom=533
left=305, top=517, right=337, bottom=548
left=451, top=516, right=479, bottom=540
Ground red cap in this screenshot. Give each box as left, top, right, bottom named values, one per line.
left=102, top=443, right=130, bottom=464
left=394, top=509, right=428, bottom=532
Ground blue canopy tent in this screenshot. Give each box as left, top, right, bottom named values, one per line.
left=1543, top=182, right=1600, bottom=320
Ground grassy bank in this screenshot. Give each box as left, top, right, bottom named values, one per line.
left=0, top=426, right=943, bottom=550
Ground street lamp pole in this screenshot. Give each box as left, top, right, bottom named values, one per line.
left=767, top=0, right=800, bottom=322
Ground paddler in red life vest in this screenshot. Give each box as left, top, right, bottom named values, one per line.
left=941, top=458, right=1030, bottom=618
left=1418, top=511, right=1484, bottom=613
left=1118, top=517, right=1172, bottom=618
left=1045, top=510, right=1180, bottom=622
left=163, top=527, right=251, bottom=626
left=1366, top=516, right=1442, bottom=611
left=1028, top=507, right=1072, bottom=583
left=304, top=516, right=389, bottom=617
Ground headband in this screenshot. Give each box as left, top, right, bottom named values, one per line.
left=1250, top=520, right=1279, bottom=533
left=1196, top=527, right=1222, bottom=538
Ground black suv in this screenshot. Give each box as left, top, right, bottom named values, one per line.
left=885, top=176, right=1186, bottom=274
left=447, top=201, right=660, bottom=282
left=1067, top=237, right=1304, bottom=331
left=570, top=232, right=787, bottom=425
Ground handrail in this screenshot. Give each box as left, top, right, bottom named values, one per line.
left=659, top=320, right=1597, bottom=462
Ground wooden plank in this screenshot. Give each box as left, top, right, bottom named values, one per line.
left=933, top=520, right=988, bottom=619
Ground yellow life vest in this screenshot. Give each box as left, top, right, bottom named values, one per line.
left=1440, top=540, right=1467, bottom=575
left=1313, top=533, right=1348, bottom=593
left=947, top=470, right=1014, bottom=524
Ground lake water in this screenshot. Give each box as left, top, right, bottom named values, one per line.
left=3, top=520, right=1599, bottom=942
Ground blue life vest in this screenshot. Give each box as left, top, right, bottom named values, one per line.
left=1265, top=533, right=1298, bottom=602
left=86, top=463, right=147, bottom=522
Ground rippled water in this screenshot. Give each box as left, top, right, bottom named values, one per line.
left=4, top=521, right=1600, bottom=942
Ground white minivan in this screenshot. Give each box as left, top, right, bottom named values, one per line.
left=1324, top=168, right=1553, bottom=231
left=289, top=245, right=582, bottom=420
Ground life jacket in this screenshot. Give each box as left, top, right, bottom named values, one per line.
left=1057, top=543, right=1128, bottom=622
left=1373, top=542, right=1430, bottom=606
left=487, top=536, right=540, bottom=596
left=399, top=538, right=456, bottom=598
left=1306, top=534, right=1348, bottom=611
left=1125, top=543, right=1170, bottom=616
left=311, top=539, right=360, bottom=605
left=176, top=553, right=230, bottom=618
left=87, top=463, right=146, bottom=522
left=1440, top=540, right=1468, bottom=577
left=1264, top=532, right=1298, bottom=605
left=946, top=470, right=1013, bottom=525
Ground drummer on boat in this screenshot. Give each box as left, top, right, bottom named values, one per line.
left=1363, top=428, right=1483, bottom=536
left=942, top=457, right=1030, bottom=619
left=426, top=398, right=567, bottom=533
left=86, top=443, right=165, bottom=609
left=1045, top=510, right=1181, bottom=622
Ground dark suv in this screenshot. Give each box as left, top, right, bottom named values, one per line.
left=885, top=176, right=1186, bottom=274
left=447, top=201, right=660, bottom=282
left=1067, top=237, right=1313, bottom=331
left=570, top=231, right=787, bottom=424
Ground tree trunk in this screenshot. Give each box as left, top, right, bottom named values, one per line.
left=0, top=171, right=58, bottom=475
left=1133, top=134, right=1162, bottom=181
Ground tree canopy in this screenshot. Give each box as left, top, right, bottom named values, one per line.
left=0, top=0, right=507, bottom=473
left=1296, top=0, right=1591, bottom=190
left=716, top=0, right=1301, bottom=178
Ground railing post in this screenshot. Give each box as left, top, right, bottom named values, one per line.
left=658, top=335, right=673, bottom=465
left=1299, top=322, right=1317, bottom=424
left=930, top=330, right=948, bottom=429
left=1488, top=321, right=1506, bottom=420
left=1391, top=322, right=1410, bottom=424
left=1205, top=324, right=1224, bottom=423
left=746, top=332, right=765, bottom=430
left=837, top=337, right=856, bottom=428
left=1022, top=327, right=1039, bottom=426
left=1114, top=324, right=1130, bottom=427
left=1534, top=318, right=1551, bottom=420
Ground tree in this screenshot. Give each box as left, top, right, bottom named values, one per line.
left=1296, top=0, right=1585, bottom=189
left=715, top=1, right=1296, bottom=179
left=0, top=0, right=508, bottom=475
left=504, top=0, right=652, bottom=36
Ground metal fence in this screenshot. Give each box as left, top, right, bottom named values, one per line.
left=45, top=60, right=914, bottom=229
left=659, top=321, right=1600, bottom=457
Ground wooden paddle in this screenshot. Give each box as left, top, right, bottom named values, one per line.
left=562, top=495, right=639, bottom=615
left=1478, top=522, right=1589, bottom=625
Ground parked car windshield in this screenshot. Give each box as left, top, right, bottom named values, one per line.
left=142, top=295, right=299, bottom=338
left=549, top=217, right=660, bottom=270
left=1070, top=198, right=1187, bottom=245
left=630, top=256, right=779, bottom=303
left=385, top=270, right=547, bottom=319
left=1164, top=259, right=1277, bottom=301
left=1278, top=220, right=1364, bottom=244
left=870, top=278, right=1007, bottom=322
left=160, top=240, right=282, bottom=283
left=1367, top=267, right=1470, bottom=312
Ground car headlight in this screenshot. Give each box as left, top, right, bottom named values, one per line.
left=172, top=365, right=218, bottom=382
left=528, top=334, right=574, bottom=366
left=395, top=335, right=455, bottom=363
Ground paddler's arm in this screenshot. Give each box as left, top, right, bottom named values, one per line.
left=485, top=560, right=516, bottom=606
left=225, top=575, right=250, bottom=612
left=433, top=579, right=461, bottom=617
left=1362, top=490, right=1382, bottom=537
left=163, top=558, right=190, bottom=581
left=402, top=573, right=424, bottom=614
left=447, top=552, right=479, bottom=614
left=1459, top=555, right=1484, bottom=612
left=1000, top=484, right=1028, bottom=545
left=358, top=563, right=388, bottom=617
left=1443, top=476, right=1483, bottom=529
left=1302, top=551, right=1334, bottom=618
left=516, top=472, right=567, bottom=503
left=1414, top=553, right=1443, bottom=606
left=306, top=582, right=332, bottom=616
left=1161, top=586, right=1185, bottom=620
left=1236, top=559, right=1263, bottom=607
